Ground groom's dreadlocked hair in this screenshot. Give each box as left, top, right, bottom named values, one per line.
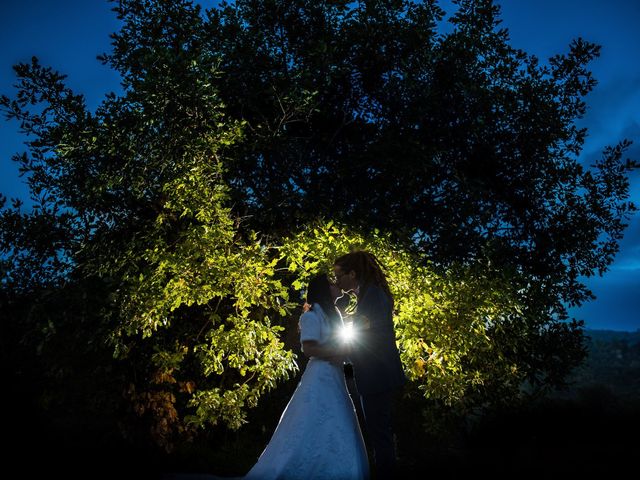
left=334, top=250, right=393, bottom=305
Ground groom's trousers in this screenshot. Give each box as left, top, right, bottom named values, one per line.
left=360, top=389, right=397, bottom=479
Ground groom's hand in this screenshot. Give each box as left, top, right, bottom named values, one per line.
left=353, top=314, right=371, bottom=330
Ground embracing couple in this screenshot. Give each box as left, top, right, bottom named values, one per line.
left=244, top=250, right=407, bottom=480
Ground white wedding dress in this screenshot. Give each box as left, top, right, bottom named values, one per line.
left=243, top=304, right=370, bottom=480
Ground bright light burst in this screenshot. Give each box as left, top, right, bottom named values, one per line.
left=339, top=322, right=355, bottom=342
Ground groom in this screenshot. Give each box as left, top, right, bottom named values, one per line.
left=333, top=251, right=407, bottom=479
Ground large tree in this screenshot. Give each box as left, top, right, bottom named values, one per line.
left=1, top=0, right=637, bottom=454
left=196, top=0, right=637, bottom=303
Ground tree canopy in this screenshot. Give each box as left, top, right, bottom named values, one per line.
left=1, top=0, right=637, bottom=451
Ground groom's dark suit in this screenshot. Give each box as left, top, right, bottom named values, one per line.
left=349, top=283, right=406, bottom=479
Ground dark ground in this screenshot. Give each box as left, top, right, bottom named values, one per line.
left=5, top=329, right=640, bottom=479
left=8, top=394, right=638, bottom=480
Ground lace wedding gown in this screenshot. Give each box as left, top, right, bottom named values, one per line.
left=243, top=304, right=369, bottom=480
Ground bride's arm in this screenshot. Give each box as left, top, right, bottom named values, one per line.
left=302, top=340, right=348, bottom=360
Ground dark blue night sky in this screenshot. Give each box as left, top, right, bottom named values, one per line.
left=1, top=1, right=638, bottom=331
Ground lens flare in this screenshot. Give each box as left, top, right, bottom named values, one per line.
left=340, top=322, right=355, bottom=342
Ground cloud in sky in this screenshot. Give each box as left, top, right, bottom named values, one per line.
left=578, top=76, right=640, bottom=160
left=571, top=268, right=640, bottom=332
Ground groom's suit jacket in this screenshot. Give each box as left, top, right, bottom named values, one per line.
left=349, top=283, right=407, bottom=396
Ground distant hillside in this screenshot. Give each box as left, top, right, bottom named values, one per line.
left=559, top=329, right=640, bottom=402
left=584, top=328, right=640, bottom=344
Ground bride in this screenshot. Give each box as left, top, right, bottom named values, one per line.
left=243, top=273, right=369, bottom=480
